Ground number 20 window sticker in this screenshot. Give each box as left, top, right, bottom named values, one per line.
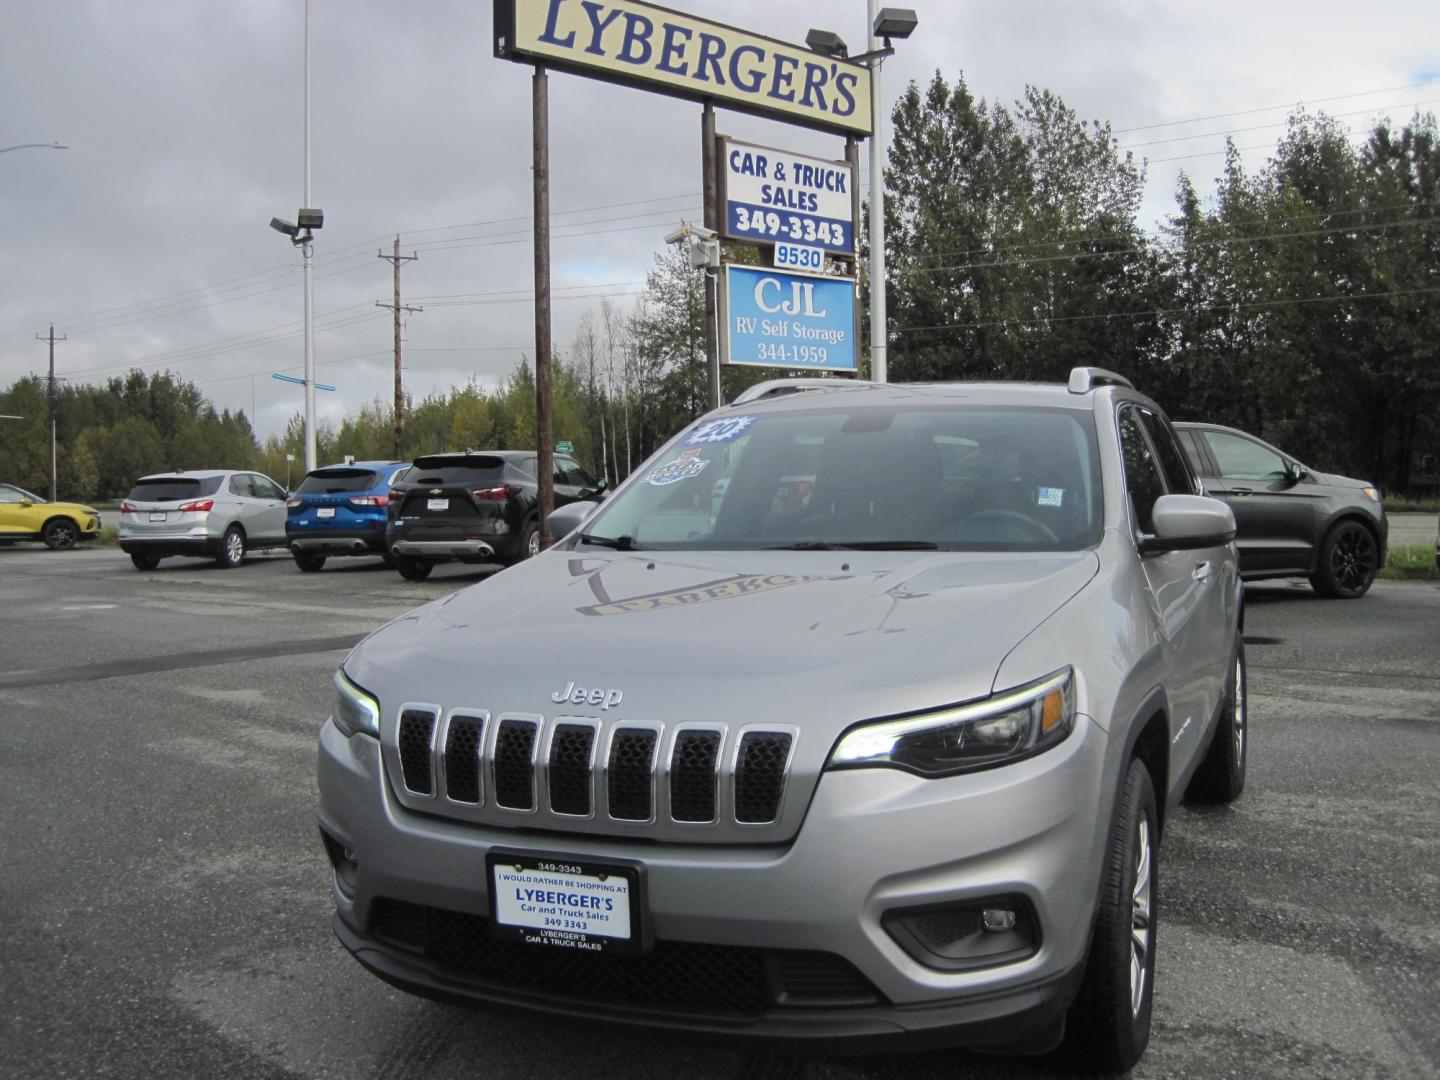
left=685, top=415, right=756, bottom=445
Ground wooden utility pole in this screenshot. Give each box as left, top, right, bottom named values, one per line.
left=534, top=66, right=555, bottom=549
left=36, top=325, right=66, bottom=501
left=377, top=236, right=420, bottom=460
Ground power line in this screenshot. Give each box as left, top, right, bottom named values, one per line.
left=1111, top=79, right=1440, bottom=135
left=1118, top=97, right=1440, bottom=150
left=896, top=285, right=1440, bottom=335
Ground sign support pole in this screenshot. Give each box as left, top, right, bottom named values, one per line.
left=845, top=135, right=862, bottom=380
left=701, top=102, right=721, bottom=411
left=533, top=65, right=555, bottom=548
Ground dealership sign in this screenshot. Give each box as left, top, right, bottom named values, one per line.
left=719, top=138, right=856, bottom=256
left=494, top=0, right=873, bottom=136
left=721, top=265, right=856, bottom=372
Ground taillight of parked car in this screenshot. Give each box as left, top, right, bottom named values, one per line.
left=121, top=501, right=137, bottom=513
left=348, top=495, right=389, bottom=507
left=177, top=499, right=214, bottom=513
left=472, top=486, right=513, bottom=502
left=285, top=496, right=303, bottom=508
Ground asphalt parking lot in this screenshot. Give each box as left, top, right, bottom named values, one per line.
left=1, top=546, right=1437, bottom=1080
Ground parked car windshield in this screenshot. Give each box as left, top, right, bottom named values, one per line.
left=405, top=456, right=507, bottom=487
left=583, top=405, right=1103, bottom=551
left=127, top=476, right=224, bottom=502
left=297, top=468, right=382, bottom=494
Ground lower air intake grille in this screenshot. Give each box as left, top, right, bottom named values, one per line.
left=734, top=732, right=792, bottom=824
left=443, top=716, right=483, bottom=804
left=371, top=900, right=881, bottom=1015
left=669, top=730, right=721, bottom=822
left=397, top=710, right=437, bottom=795
left=493, top=720, right=538, bottom=810
left=607, top=729, right=657, bottom=821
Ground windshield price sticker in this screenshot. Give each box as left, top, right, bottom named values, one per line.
left=722, top=139, right=856, bottom=255
left=685, top=415, right=756, bottom=445
left=489, top=854, right=639, bottom=954
left=775, top=242, right=824, bottom=271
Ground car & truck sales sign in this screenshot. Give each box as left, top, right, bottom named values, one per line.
left=720, top=139, right=856, bottom=257
left=494, top=0, right=873, bottom=136
left=722, top=265, right=857, bottom=373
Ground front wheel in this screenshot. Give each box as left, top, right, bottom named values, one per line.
left=1065, top=757, right=1158, bottom=1073
left=1187, top=640, right=1247, bottom=803
left=1309, top=520, right=1378, bottom=598
left=43, top=518, right=80, bottom=550
left=215, top=526, right=245, bottom=569
left=293, top=552, right=326, bottom=573
left=393, top=554, right=433, bottom=581
left=508, top=521, right=540, bottom=565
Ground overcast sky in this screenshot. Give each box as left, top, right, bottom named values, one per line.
left=2, top=0, right=1436, bottom=442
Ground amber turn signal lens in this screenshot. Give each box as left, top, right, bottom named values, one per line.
left=1040, top=688, right=1065, bottom=734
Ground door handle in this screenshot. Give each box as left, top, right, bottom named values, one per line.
left=1228, top=487, right=1252, bottom=496
left=1193, top=561, right=1213, bottom=581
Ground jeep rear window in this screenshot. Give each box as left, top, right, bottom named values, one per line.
left=127, top=476, right=223, bottom=502
left=297, top=468, right=380, bottom=494
left=583, top=405, right=1103, bottom=552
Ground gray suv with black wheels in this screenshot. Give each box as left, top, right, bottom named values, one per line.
left=318, top=369, right=1243, bottom=1071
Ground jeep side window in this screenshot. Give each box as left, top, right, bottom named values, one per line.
left=1140, top=410, right=1198, bottom=496
left=1118, top=407, right=1165, bottom=535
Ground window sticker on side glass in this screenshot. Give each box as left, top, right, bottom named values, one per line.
left=645, top=449, right=710, bottom=486
left=684, top=415, right=756, bottom=445
left=1037, top=487, right=1065, bottom=507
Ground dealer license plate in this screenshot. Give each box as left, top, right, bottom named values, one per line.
left=316, top=507, right=335, bottom=518
left=426, top=498, right=449, bottom=511
left=148, top=512, right=166, bottom=522
left=487, top=851, right=643, bottom=955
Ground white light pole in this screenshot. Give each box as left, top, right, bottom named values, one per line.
left=302, top=0, right=316, bottom=472
left=867, top=0, right=887, bottom=384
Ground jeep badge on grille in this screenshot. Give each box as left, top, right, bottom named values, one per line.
left=551, top=682, right=624, bottom=710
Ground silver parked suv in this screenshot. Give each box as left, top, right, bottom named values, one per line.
left=318, top=369, right=1244, bottom=1071
left=119, top=469, right=289, bottom=570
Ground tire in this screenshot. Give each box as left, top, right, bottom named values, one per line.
left=508, top=520, right=540, bottom=566
left=1065, top=757, right=1159, bottom=1073
left=393, top=554, right=433, bottom=581
left=43, top=518, right=80, bottom=550
left=1187, top=639, right=1248, bottom=803
left=293, top=552, right=326, bottom=573
left=129, top=552, right=161, bottom=571
left=215, top=526, right=245, bottom=569
left=1309, top=520, right=1379, bottom=598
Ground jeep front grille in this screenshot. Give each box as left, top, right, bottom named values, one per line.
left=384, top=712, right=798, bottom=839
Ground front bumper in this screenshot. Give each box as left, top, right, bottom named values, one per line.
left=317, top=714, right=1110, bottom=1049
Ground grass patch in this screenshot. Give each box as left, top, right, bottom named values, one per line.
left=1379, top=542, right=1439, bottom=580
left=1385, top=498, right=1440, bottom=514
left=95, top=525, right=120, bottom=547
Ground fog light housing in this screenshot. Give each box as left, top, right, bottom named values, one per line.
left=320, top=827, right=358, bottom=895
left=884, top=895, right=1038, bottom=972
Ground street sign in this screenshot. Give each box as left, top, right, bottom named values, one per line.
left=719, top=139, right=857, bottom=256
left=494, top=0, right=872, bottom=136
left=720, top=265, right=856, bottom=373
left=272, top=372, right=335, bottom=392
left=556, top=440, right=574, bottom=453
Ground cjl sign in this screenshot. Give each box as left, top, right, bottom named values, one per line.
left=721, top=265, right=856, bottom=372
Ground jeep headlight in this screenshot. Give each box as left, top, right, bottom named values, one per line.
left=829, top=668, right=1075, bottom=777
left=333, top=669, right=381, bottom=739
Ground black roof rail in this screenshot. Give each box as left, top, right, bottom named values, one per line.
left=1067, top=367, right=1135, bottom=394
left=729, top=378, right=877, bottom=406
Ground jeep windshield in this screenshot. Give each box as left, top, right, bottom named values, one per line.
left=580, top=405, right=1103, bottom=551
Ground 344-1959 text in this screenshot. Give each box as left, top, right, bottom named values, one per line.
left=757, top=343, right=830, bottom=365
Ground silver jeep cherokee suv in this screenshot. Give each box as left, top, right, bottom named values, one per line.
left=318, top=369, right=1245, bottom=1071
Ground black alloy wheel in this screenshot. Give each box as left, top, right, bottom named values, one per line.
left=509, top=521, right=540, bottom=565
left=1310, top=520, right=1379, bottom=598
left=393, top=554, right=433, bottom=581
left=43, top=518, right=80, bottom=550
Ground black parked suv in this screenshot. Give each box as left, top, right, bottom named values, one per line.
left=386, top=450, right=605, bottom=581
left=1175, top=422, right=1387, bottom=598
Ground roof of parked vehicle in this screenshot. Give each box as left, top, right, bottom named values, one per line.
left=309, top=460, right=405, bottom=472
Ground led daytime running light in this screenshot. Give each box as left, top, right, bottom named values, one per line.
left=333, top=669, right=381, bottom=739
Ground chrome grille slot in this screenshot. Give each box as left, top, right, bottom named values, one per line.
left=607, top=728, right=659, bottom=821
left=398, top=708, right=438, bottom=796
left=547, top=723, right=597, bottom=816
left=493, top=720, right=539, bottom=810
left=443, top=714, right=484, bottom=804
left=669, top=730, right=722, bottom=823
left=734, top=732, right=792, bottom=824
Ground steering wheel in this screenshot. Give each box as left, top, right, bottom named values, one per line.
left=958, top=509, right=1060, bottom=543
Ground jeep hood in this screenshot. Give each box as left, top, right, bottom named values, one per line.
left=350, top=548, right=1100, bottom=731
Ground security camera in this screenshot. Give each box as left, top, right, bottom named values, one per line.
left=270, top=217, right=299, bottom=238
left=664, top=222, right=717, bottom=245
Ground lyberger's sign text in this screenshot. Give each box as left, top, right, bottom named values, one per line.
left=495, top=0, right=873, bottom=136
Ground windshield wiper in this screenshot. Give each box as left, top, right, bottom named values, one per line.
left=578, top=533, right=643, bottom=551
left=767, top=540, right=939, bottom=551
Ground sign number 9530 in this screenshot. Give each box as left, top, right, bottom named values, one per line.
left=775, top=242, right=824, bottom=271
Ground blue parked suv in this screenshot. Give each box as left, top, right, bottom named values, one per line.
left=286, top=461, right=409, bottom=572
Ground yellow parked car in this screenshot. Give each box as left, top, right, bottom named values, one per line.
left=0, top=483, right=102, bottom=549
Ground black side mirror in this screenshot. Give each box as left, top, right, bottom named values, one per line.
left=1283, top=461, right=1305, bottom=484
